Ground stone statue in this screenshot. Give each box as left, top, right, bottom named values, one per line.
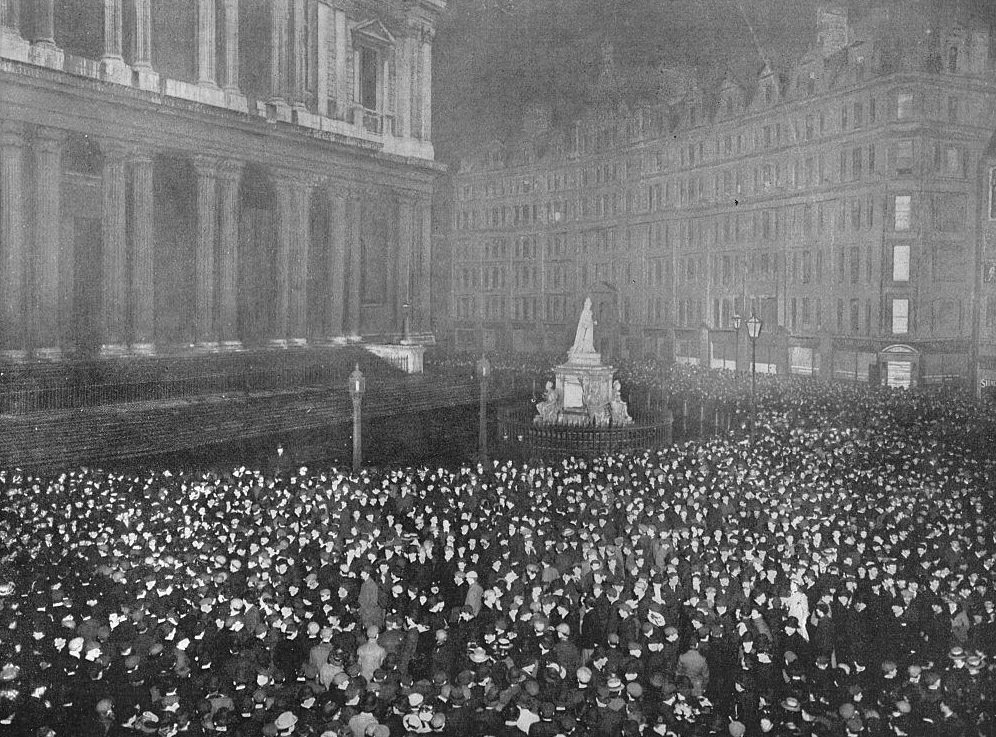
left=610, top=379, right=633, bottom=426
left=534, top=381, right=560, bottom=425
left=569, top=297, right=596, bottom=356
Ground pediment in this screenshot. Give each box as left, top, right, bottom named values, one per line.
left=351, top=18, right=396, bottom=48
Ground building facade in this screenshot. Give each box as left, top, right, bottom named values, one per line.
left=0, top=0, right=444, bottom=360
left=445, top=7, right=996, bottom=391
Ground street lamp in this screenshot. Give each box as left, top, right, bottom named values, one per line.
left=349, top=363, right=366, bottom=472
left=745, top=314, right=763, bottom=445
left=476, top=354, right=491, bottom=465
left=732, top=313, right=742, bottom=374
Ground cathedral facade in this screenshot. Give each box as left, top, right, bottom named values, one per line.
left=0, top=0, right=444, bottom=359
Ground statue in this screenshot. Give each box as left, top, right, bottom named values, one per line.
left=534, top=381, right=560, bottom=425
left=610, top=379, right=633, bottom=426
left=569, top=297, right=597, bottom=356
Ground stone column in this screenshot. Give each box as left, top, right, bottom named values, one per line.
left=29, top=0, right=63, bottom=68
left=287, top=180, right=311, bottom=344
left=0, top=121, right=27, bottom=358
left=288, top=0, right=306, bottom=110
left=332, top=6, right=347, bottom=118
left=33, top=127, right=64, bottom=359
left=0, top=0, right=30, bottom=62
left=396, top=30, right=415, bottom=139
left=197, top=0, right=218, bottom=88
left=192, top=156, right=218, bottom=348
left=271, top=177, right=293, bottom=346
left=416, top=196, right=432, bottom=333
left=419, top=26, right=434, bottom=141
left=327, top=184, right=347, bottom=339
left=269, top=0, right=288, bottom=103
left=132, top=0, right=152, bottom=68
left=221, top=0, right=239, bottom=91
left=130, top=152, right=155, bottom=354
left=216, top=159, right=243, bottom=349
left=101, top=0, right=130, bottom=82
left=101, top=143, right=128, bottom=355
left=396, top=194, right=414, bottom=331
left=348, top=193, right=362, bottom=338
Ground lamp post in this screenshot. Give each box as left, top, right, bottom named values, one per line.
left=476, top=354, right=491, bottom=465
left=732, top=313, right=742, bottom=374
left=746, top=314, right=763, bottom=445
left=349, top=363, right=365, bottom=472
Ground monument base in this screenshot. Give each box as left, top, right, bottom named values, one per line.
left=554, top=358, right=615, bottom=426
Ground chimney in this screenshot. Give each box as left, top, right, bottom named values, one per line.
left=817, top=4, right=849, bottom=58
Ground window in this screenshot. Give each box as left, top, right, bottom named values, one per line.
left=896, top=140, right=914, bottom=175
left=894, top=195, right=912, bottom=231
left=893, top=244, right=910, bottom=282
left=944, top=147, right=960, bottom=176
left=948, top=46, right=958, bottom=73
left=850, top=299, right=860, bottom=333
left=853, top=101, right=863, bottom=128
left=897, top=91, right=913, bottom=120
left=990, top=168, right=996, bottom=220
left=892, top=298, right=909, bottom=334
left=948, top=97, right=959, bottom=123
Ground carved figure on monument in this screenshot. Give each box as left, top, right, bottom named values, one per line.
left=610, top=379, right=634, bottom=426
left=569, top=297, right=597, bottom=357
left=534, top=381, right=560, bottom=425
left=582, top=374, right=611, bottom=427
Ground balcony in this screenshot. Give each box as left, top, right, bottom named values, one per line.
left=352, top=105, right=393, bottom=135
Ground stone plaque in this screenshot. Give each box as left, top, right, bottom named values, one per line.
left=563, top=378, right=583, bottom=408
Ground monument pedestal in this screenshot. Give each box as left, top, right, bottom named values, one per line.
left=554, top=356, right=615, bottom=426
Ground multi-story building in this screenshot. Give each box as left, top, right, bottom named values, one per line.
left=0, top=0, right=444, bottom=360
left=445, top=5, right=996, bottom=391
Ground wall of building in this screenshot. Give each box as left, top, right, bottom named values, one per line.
left=444, top=9, right=996, bottom=388
left=0, top=0, right=445, bottom=360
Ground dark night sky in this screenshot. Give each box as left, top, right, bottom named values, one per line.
left=430, top=0, right=996, bottom=162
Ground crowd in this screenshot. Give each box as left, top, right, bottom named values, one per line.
left=1, top=369, right=995, bottom=737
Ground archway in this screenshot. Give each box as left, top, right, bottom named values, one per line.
left=238, top=166, right=278, bottom=345
left=154, top=156, right=197, bottom=347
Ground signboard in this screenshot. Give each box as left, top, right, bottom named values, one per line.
left=885, top=361, right=912, bottom=389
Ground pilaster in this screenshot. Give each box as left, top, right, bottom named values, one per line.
left=327, top=184, right=348, bottom=338
left=0, top=121, right=27, bottom=359
left=29, top=0, right=63, bottom=69
left=130, top=152, right=155, bottom=354
left=222, top=0, right=240, bottom=91
left=288, top=0, right=307, bottom=111
left=197, top=0, right=218, bottom=88
left=416, top=195, right=432, bottom=333
left=287, top=180, right=312, bottom=344
left=0, top=0, right=30, bottom=62
left=419, top=25, right=434, bottom=142
left=100, top=143, right=128, bottom=355
left=32, top=126, right=65, bottom=359
left=217, top=159, right=244, bottom=350
left=397, top=193, right=415, bottom=333
left=272, top=176, right=294, bottom=347
left=131, top=0, right=159, bottom=89
left=268, top=0, right=291, bottom=120
left=348, top=192, right=363, bottom=337
left=192, top=156, right=219, bottom=348
left=101, top=0, right=130, bottom=83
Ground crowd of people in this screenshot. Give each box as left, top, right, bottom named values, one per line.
left=1, top=367, right=995, bottom=736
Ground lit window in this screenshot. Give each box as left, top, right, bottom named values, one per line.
left=893, top=244, right=910, bottom=282
left=894, top=195, right=912, bottom=231
left=896, top=91, right=913, bottom=119
left=892, top=298, right=909, bottom=334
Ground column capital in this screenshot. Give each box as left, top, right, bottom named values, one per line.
left=216, top=158, right=245, bottom=182
left=191, top=154, right=220, bottom=177
left=128, top=149, right=156, bottom=167
left=33, top=126, right=66, bottom=149
left=98, top=139, right=132, bottom=163
left=0, top=120, right=26, bottom=147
